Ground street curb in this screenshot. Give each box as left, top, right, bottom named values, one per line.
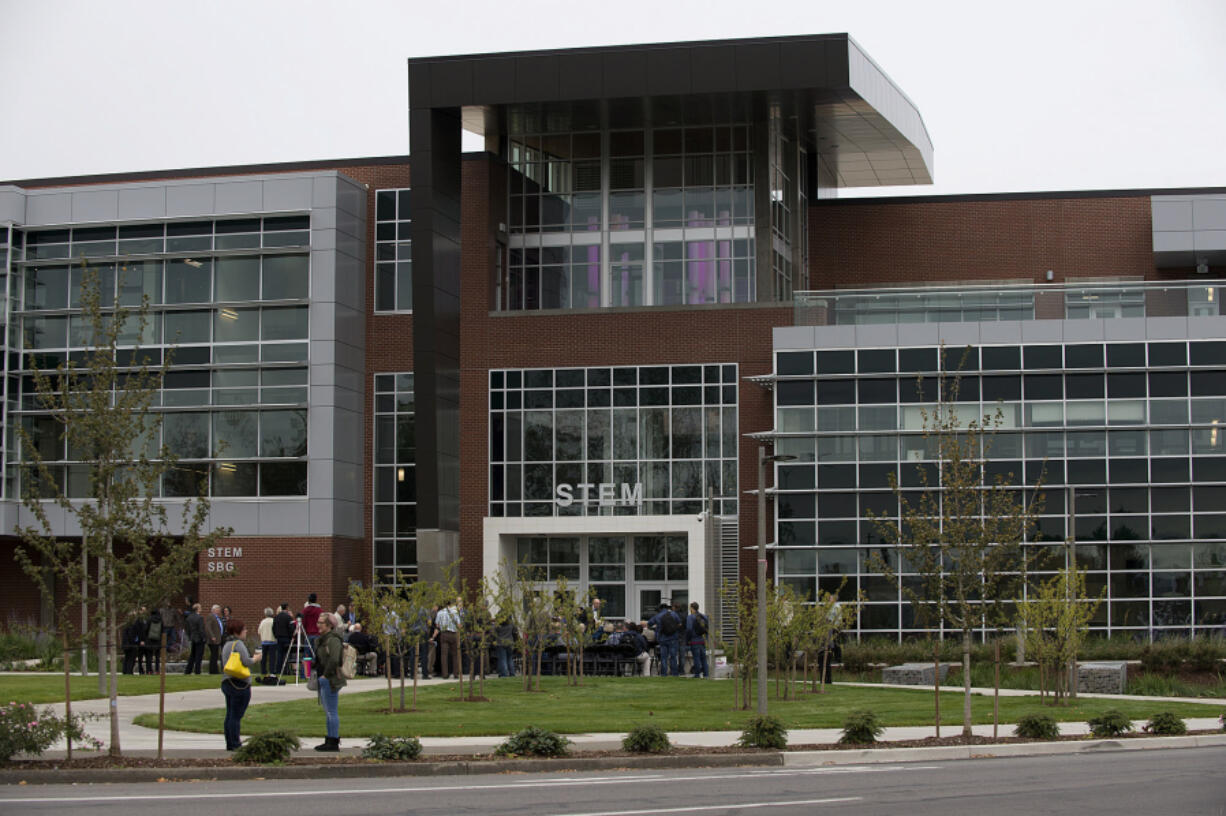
left=0, top=751, right=782, bottom=785
left=784, top=732, right=1226, bottom=766
left=6, top=732, right=1226, bottom=785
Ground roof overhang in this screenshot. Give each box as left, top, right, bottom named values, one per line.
left=409, top=34, right=933, bottom=189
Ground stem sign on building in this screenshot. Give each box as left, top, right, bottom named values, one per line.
left=555, top=482, right=643, bottom=508
left=206, top=546, right=243, bottom=573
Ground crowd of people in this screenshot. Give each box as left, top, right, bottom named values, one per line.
left=134, top=592, right=714, bottom=752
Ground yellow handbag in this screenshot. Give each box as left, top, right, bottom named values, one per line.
left=223, top=645, right=251, bottom=680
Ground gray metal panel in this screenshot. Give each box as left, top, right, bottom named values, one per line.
left=897, top=323, right=940, bottom=346
left=1062, top=319, right=1107, bottom=341
left=166, top=183, right=216, bottom=217
left=309, top=498, right=334, bottom=534
left=1146, top=316, right=1191, bottom=339
left=263, top=177, right=313, bottom=211
left=1104, top=317, right=1149, bottom=341
left=932, top=323, right=980, bottom=346
left=1020, top=320, right=1064, bottom=342
left=71, top=188, right=119, bottom=222
left=1153, top=199, right=1194, bottom=231
left=25, top=192, right=72, bottom=225
left=979, top=321, right=1024, bottom=344
left=772, top=325, right=816, bottom=350
left=260, top=501, right=310, bottom=535
left=1192, top=198, right=1226, bottom=231
left=0, top=187, right=25, bottom=224
left=117, top=185, right=167, bottom=220
left=210, top=500, right=261, bottom=536
left=214, top=181, right=263, bottom=214
left=853, top=323, right=900, bottom=348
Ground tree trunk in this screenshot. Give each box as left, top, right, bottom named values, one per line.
left=157, top=629, right=167, bottom=760
left=62, top=635, right=73, bottom=762
left=993, top=638, right=1000, bottom=739
left=385, top=645, right=394, bottom=711
left=819, top=648, right=829, bottom=695
left=932, top=639, right=941, bottom=739
left=961, top=631, right=972, bottom=739
left=456, top=635, right=464, bottom=699
left=105, top=536, right=120, bottom=757
left=411, top=643, right=419, bottom=711
left=398, top=648, right=406, bottom=710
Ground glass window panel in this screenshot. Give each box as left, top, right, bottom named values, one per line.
left=213, top=307, right=258, bottom=342
left=214, top=256, right=260, bottom=301
left=163, top=412, right=208, bottom=459
left=212, top=411, right=257, bottom=457
left=261, top=306, right=308, bottom=340
left=260, top=410, right=307, bottom=457
left=164, top=258, right=212, bottom=303
left=212, top=462, right=257, bottom=496
left=164, top=310, right=211, bottom=344
left=260, top=462, right=307, bottom=495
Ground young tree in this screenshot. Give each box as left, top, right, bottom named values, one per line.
left=15, top=264, right=230, bottom=757
left=871, top=353, right=1040, bottom=739
left=11, top=535, right=88, bottom=760
left=1017, top=566, right=1102, bottom=704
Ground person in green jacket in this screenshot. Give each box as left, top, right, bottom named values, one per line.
left=313, top=612, right=346, bottom=751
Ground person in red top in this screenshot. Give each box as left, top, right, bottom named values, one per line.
left=299, top=593, right=323, bottom=679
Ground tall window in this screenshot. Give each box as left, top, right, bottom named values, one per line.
left=374, top=189, right=412, bottom=312
left=373, top=373, right=416, bottom=586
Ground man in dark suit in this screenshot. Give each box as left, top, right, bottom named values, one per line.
left=183, top=603, right=206, bottom=674
left=204, top=604, right=224, bottom=674
left=272, top=603, right=295, bottom=675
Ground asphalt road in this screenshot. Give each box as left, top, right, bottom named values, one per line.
left=2, top=747, right=1224, bottom=816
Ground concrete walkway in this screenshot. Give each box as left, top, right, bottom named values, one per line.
left=20, top=673, right=1225, bottom=759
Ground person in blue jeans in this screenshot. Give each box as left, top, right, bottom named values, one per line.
left=219, top=619, right=261, bottom=751
left=312, top=613, right=346, bottom=751
left=686, top=601, right=710, bottom=678
left=648, top=603, right=682, bottom=676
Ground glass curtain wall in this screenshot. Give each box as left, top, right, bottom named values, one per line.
left=490, top=364, right=738, bottom=518
left=772, top=340, right=1226, bottom=640
left=373, top=373, right=416, bottom=586
left=16, top=218, right=311, bottom=499
left=502, top=110, right=757, bottom=311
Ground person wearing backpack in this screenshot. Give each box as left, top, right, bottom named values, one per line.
left=312, top=612, right=346, bottom=751
left=686, top=602, right=710, bottom=679
left=648, top=603, right=682, bottom=676
left=142, top=609, right=164, bottom=675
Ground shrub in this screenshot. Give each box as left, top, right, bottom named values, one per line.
left=231, top=730, right=300, bottom=764
left=495, top=726, right=571, bottom=758
left=1013, top=713, right=1060, bottom=740
left=1144, top=711, right=1187, bottom=736
left=1087, top=709, right=1133, bottom=738
left=0, top=702, right=97, bottom=761
left=737, top=715, right=788, bottom=749
left=362, top=734, right=422, bottom=761
left=839, top=710, right=884, bottom=745
left=622, top=724, right=671, bottom=754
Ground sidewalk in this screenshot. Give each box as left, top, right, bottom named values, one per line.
left=28, top=674, right=1226, bottom=759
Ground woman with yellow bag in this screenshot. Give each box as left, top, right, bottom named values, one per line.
left=220, top=619, right=261, bottom=751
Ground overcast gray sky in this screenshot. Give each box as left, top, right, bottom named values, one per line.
left=3, top=0, right=1225, bottom=197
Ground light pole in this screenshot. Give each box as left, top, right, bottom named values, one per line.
left=757, top=446, right=795, bottom=715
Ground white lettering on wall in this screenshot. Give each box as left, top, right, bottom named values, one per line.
left=554, top=482, right=644, bottom=507
left=205, top=546, right=243, bottom=574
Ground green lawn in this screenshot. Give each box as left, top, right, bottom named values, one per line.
left=0, top=673, right=223, bottom=704
left=134, top=677, right=1223, bottom=738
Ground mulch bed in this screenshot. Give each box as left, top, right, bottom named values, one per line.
left=4, top=729, right=1221, bottom=770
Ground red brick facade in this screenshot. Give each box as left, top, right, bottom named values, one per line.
left=809, top=194, right=1154, bottom=288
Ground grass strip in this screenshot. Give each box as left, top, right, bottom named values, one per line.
left=131, top=676, right=1223, bottom=738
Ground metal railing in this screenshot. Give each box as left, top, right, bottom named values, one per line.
left=794, top=280, right=1223, bottom=326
